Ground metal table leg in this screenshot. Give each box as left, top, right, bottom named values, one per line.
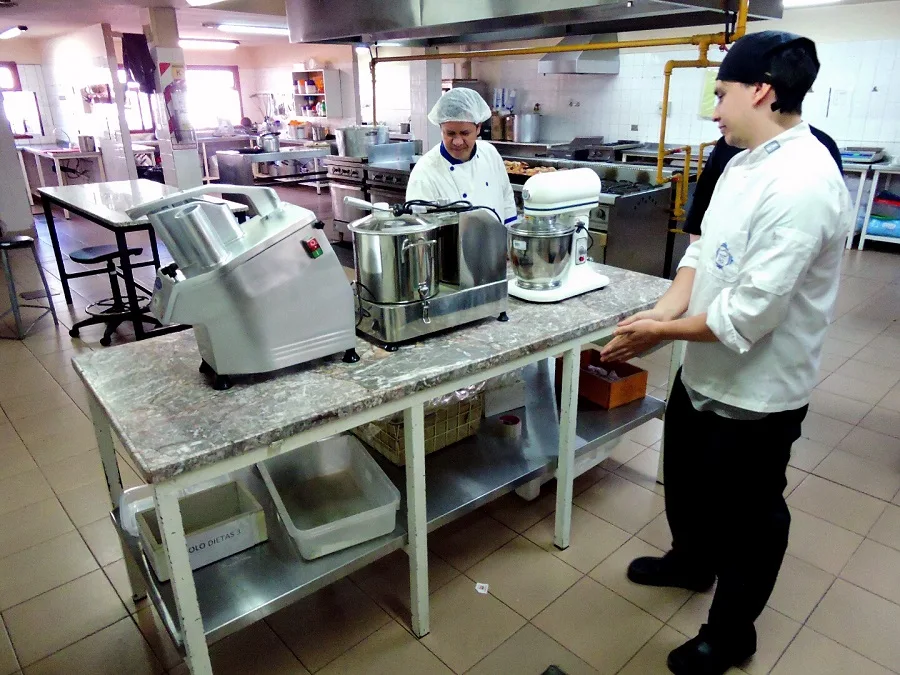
left=54, top=159, right=71, bottom=219
left=404, top=403, right=430, bottom=637
left=147, top=227, right=162, bottom=269
left=846, top=168, right=868, bottom=249
left=553, top=347, right=581, bottom=550
left=154, top=484, right=214, bottom=675
left=858, top=170, right=881, bottom=251
left=42, top=195, right=73, bottom=305
left=115, top=230, right=146, bottom=339
left=18, top=150, right=33, bottom=207
left=89, top=394, right=147, bottom=605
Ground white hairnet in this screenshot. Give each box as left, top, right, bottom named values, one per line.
left=428, top=88, right=492, bottom=125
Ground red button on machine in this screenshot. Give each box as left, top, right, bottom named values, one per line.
left=302, top=238, right=324, bottom=259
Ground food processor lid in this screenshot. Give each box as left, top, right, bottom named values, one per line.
left=508, top=215, right=575, bottom=237
left=348, top=211, right=437, bottom=235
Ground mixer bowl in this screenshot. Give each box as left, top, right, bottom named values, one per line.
left=507, top=227, right=574, bottom=290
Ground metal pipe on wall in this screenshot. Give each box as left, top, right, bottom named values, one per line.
left=365, top=0, right=751, bottom=208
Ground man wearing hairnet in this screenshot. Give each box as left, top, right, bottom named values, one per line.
left=406, top=88, right=518, bottom=226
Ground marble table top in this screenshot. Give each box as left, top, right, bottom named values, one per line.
left=73, top=265, right=670, bottom=483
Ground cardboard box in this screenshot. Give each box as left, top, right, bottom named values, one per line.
left=136, top=481, right=267, bottom=582
left=556, top=350, right=648, bottom=410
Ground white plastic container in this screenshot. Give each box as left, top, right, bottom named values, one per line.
left=135, top=481, right=267, bottom=582
left=257, top=435, right=401, bottom=560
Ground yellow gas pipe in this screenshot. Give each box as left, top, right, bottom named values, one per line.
left=365, top=0, right=751, bottom=216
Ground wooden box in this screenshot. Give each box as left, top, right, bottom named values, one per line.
left=556, top=349, right=648, bottom=410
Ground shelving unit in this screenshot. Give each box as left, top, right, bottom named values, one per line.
left=110, top=360, right=665, bottom=649
left=291, top=69, right=343, bottom=118
left=858, top=165, right=900, bottom=250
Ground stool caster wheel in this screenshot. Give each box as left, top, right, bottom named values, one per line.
left=497, top=311, right=509, bottom=322
left=342, top=348, right=360, bottom=363
left=100, top=336, right=112, bottom=347
left=212, top=374, right=232, bottom=391
left=69, top=328, right=79, bottom=338
left=199, top=360, right=215, bottom=375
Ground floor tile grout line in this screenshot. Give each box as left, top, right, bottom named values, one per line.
left=799, top=624, right=900, bottom=675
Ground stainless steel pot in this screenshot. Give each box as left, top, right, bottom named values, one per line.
left=509, top=113, right=541, bottom=143
left=508, top=216, right=574, bottom=290
left=259, top=132, right=280, bottom=152
left=349, top=214, right=441, bottom=304
left=336, top=125, right=389, bottom=157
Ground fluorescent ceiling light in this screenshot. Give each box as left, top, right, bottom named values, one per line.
left=0, top=25, right=27, bottom=40
left=185, top=0, right=227, bottom=6
left=179, top=39, right=239, bottom=50
left=783, top=0, right=842, bottom=7
left=213, top=24, right=289, bottom=37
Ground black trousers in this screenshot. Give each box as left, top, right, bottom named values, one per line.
left=664, top=370, right=808, bottom=639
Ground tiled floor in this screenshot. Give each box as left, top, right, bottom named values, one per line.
left=1, top=190, right=899, bottom=674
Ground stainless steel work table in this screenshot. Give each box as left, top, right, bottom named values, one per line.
left=73, top=265, right=670, bottom=674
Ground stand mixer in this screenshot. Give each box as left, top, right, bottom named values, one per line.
left=127, top=185, right=359, bottom=390
left=508, top=168, right=610, bottom=303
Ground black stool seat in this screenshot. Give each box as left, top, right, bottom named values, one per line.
left=70, top=244, right=142, bottom=264
left=0, top=235, right=35, bottom=250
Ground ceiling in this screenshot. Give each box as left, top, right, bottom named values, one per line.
left=0, top=0, right=291, bottom=45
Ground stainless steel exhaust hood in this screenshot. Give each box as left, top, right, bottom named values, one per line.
left=285, top=0, right=782, bottom=45
left=538, top=35, right=620, bottom=75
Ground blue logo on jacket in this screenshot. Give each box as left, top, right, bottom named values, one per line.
left=714, top=242, right=734, bottom=269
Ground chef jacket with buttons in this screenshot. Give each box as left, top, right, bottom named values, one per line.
left=677, top=122, right=852, bottom=414
left=406, top=141, right=518, bottom=226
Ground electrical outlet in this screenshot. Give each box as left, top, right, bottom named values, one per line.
left=631, top=124, right=639, bottom=132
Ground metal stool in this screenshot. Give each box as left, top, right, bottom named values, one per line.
left=67, top=244, right=157, bottom=346
left=0, top=235, right=59, bottom=339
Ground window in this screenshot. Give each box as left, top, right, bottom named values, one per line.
left=185, top=66, right=243, bottom=129
left=1, top=61, right=43, bottom=137
left=117, top=69, right=155, bottom=134
left=0, top=62, right=20, bottom=91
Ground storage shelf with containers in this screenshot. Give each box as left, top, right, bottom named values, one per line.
left=108, top=360, right=664, bottom=649
left=291, top=69, right=343, bottom=118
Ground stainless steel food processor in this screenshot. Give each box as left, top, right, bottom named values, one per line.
left=345, top=197, right=509, bottom=349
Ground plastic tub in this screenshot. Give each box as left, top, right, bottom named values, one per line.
left=257, top=435, right=401, bottom=560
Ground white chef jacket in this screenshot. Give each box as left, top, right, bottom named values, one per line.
left=406, top=141, right=518, bottom=226
left=677, top=122, right=851, bottom=413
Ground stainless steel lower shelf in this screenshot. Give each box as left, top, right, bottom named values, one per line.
left=112, top=359, right=665, bottom=649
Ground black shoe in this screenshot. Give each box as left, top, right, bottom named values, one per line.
left=627, top=553, right=715, bottom=592
left=667, top=625, right=756, bottom=675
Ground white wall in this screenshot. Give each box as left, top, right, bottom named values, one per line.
left=241, top=43, right=359, bottom=128
left=470, top=3, right=900, bottom=156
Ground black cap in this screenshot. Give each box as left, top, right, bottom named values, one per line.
left=718, top=31, right=819, bottom=86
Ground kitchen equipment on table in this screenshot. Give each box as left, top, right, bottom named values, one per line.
left=399, top=122, right=411, bottom=134
left=256, top=435, right=400, bottom=560
left=508, top=167, right=610, bottom=303
left=347, top=197, right=509, bottom=348
left=506, top=113, right=541, bottom=143
left=840, top=146, right=885, bottom=165
left=258, top=132, right=280, bottom=153
left=136, top=480, right=268, bottom=582
left=126, top=184, right=360, bottom=390
left=335, top=125, right=389, bottom=157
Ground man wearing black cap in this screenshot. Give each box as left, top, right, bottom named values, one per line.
left=600, top=31, right=851, bottom=675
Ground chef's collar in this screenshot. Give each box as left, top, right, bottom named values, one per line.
left=739, top=121, right=810, bottom=167
left=440, top=142, right=477, bottom=165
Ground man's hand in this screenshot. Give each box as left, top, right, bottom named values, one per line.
left=600, top=319, right=663, bottom=363
left=617, top=308, right=674, bottom=327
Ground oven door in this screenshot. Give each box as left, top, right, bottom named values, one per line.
left=329, top=182, right=368, bottom=241
left=368, top=186, right=406, bottom=209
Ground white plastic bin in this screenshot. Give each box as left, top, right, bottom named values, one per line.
left=257, top=435, right=401, bottom=560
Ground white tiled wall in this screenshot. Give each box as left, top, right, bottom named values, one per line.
left=472, top=40, right=900, bottom=157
